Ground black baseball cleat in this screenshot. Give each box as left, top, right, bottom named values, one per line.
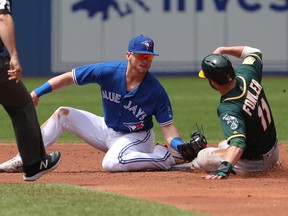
left=23, top=151, right=61, bottom=181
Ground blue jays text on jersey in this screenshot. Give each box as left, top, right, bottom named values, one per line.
left=72, top=61, right=173, bottom=133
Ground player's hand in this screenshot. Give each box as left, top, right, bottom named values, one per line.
left=202, top=173, right=226, bottom=180
left=8, top=55, right=22, bottom=83
left=30, top=91, right=39, bottom=107
left=202, top=161, right=236, bottom=180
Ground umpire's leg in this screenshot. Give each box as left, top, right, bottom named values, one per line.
left=0, top=78, right=46, bottom=166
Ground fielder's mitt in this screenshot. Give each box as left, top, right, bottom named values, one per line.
left=177, top=131, right=207, bottom=162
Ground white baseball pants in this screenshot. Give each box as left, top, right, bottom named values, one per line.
left=41, top=106, right=176, bottom=171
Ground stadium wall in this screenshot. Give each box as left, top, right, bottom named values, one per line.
left=13, top=0, right=288, bottom=77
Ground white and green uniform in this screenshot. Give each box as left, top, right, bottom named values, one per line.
left=193, top=52, right=279, bottom=174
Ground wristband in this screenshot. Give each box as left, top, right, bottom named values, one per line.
left=240, top=46, right=261, bottom=59
left=209, top=161, right=236, bottom=177
left=34, top=82, right=52, bottom=97
left=170, top=137, right=184, bottom=151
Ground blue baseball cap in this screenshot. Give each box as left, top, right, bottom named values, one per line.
left=128, top=35, right=159, bottom=56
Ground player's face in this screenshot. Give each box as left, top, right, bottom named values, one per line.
left=209, top=80, right=218, bottom=91
left=127, top=52, right=153, bottom=74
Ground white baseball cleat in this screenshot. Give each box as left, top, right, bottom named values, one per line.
left=0, top=153, right=23, bottom=173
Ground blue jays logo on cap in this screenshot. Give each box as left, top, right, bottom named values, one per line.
left=141, top=41, right=153, bottom=50
left=128, top=35, right=159, bottom=56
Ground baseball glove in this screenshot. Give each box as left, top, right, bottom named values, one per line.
left=177, top=131, right=207, bottom=162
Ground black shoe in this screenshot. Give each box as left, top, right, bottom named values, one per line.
left=23, top=151, right=61, bottom=181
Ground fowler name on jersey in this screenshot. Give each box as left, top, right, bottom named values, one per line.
left=243, top=78, right=262, bottom=116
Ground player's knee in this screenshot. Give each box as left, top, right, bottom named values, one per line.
left=48, top=107, right=73, bottom=129
left=53, top=106, right=73, bottom=124
left=55, top=106, right=71, bottom=117
left=102, top=157, right=124, bottom=172
left=195, top=148, right=221, bottom=172
left=102, top=153, right=134, bottom=172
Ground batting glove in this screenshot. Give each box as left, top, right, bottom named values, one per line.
left=209, top=161, right=236, bottom=178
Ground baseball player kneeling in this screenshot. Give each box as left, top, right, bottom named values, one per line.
left=0, top=35, right=204, bottom=173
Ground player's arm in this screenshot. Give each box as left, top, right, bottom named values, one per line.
left=213, top=46, right=261, bottom=60
left=0, top=14, right=17, bottom=58
left=0, top=13, right=22, bottom=83
left=161, top=124, right=207, bottom=162
left=31, top=71, right=74, bottom=106
left=160, top=123, right=182, bottom=146
left=203, top=145, right=243, bottom=180
left=224, top=145, right=244, bottom=165
left=203, top=136, right=245, bottom=180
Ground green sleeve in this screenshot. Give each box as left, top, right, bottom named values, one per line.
left=229, top=137, right=246, bottom=150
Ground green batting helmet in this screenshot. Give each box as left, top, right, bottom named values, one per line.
left=198, top=54, right=235, bottom=85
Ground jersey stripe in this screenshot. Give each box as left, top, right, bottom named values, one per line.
left=117, top=130, right=171, bottom=164
left=227, top=134, right=246, bottom=142
left=223, top=76, right=246, bottom=102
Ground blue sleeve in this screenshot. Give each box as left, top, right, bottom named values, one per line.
left=154, top=87, right=173, bottom=126
left=73, top=63, right=103, bottom=86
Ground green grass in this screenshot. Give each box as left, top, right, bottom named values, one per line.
left=0, top=76, right=287, bottom=144
left=0, top=184, right=205, bottom=216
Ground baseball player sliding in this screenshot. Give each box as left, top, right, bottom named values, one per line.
left=0, top=35, right=206, bottom=173
left=192, top=45, right=279, bottom=179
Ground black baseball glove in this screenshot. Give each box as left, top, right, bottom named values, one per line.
left=177, top=131, right=207, bottom=162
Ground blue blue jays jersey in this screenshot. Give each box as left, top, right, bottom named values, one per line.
left=72, top=61, right=173, bottom=133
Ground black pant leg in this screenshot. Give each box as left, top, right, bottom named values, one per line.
left=0, top=77, right=46, bottom=166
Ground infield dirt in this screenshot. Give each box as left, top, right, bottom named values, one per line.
left=1, top=143, right=288, bottom=216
